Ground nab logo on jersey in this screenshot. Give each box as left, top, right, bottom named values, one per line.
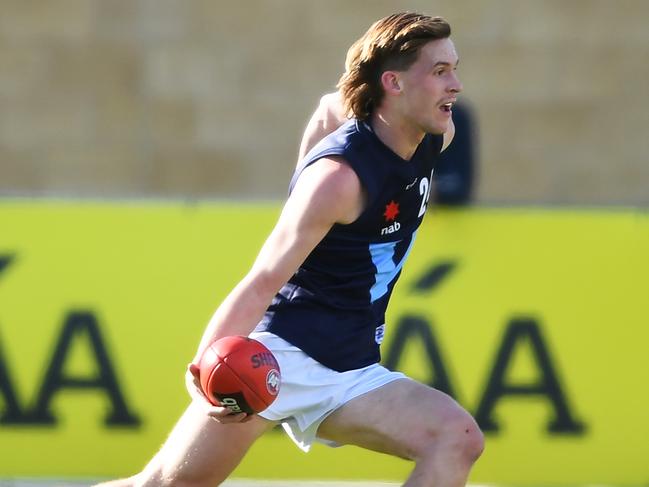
left=381, top=200, right=401, bottom=235
left=381, top=221, right=401, bottom=235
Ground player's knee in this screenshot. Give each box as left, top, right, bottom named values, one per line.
left=411, top=407, right=484, bottom=465
left=440, top=409, right=484, bottom=464
left=459, top=415, right=484, bottom=463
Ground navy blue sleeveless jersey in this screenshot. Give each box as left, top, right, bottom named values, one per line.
left=255, top=119, right=444, bottom=372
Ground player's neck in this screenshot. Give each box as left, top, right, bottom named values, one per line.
left=370, top=110, right=425, bottom=162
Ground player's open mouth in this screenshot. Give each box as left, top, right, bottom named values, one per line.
left=440, top=102, right=453, bottom=113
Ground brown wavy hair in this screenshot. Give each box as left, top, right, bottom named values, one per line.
left=337, top=12, right=451, bottom=121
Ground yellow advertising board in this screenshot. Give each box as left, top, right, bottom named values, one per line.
left=0, top=201, right=647, bottom=484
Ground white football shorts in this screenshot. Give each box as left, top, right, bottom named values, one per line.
left=249, top=331, right=407, bottom=452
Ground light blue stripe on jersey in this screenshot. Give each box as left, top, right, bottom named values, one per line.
left=369, top=232, right=417, bottom=303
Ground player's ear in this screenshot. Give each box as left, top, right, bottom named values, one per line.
left=381, top=71, right=402, bottom=94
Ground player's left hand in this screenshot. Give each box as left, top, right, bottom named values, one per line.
left=186, top=363, right=253, bottom=424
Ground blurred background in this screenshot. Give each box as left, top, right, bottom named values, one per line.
left=1, top=1, right=648, bottom=486
left=1, top=0, right=648, bottom=205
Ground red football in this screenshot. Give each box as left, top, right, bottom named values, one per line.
left=198, top=336, right=281, bottom=414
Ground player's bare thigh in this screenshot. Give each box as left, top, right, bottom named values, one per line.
left=136, top=401, right=276, bottom=487
left=316, top=378, right=480, bottom=461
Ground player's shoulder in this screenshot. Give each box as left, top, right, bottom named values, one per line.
left=300, top=155, right=362, bottom=196
left=333, top=119, right=376, bottom=154
left=318, top=92, right=345, bottom=119
left=441, top=117, right=455, bottom=152
left=292, top=156, right=364, bottom=225
left=303, top=119, right=364, bottom=161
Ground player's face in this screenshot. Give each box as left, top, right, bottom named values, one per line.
left=398, top=38, right=462, bottom=135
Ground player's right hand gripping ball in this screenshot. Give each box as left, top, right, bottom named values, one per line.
left=198, top=336, right=281, bottom=414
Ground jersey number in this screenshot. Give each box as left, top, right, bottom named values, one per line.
left=417, top=169, right=435, bottom=217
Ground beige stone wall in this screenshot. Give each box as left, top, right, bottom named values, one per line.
left=0, top=0, right=647, bottom=204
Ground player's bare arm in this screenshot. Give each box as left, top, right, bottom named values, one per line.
left=297, top=92, right=348, bottom=161
left=442, top=115, right=455, bottom=151
left=189, top=157, right=364, bottom=418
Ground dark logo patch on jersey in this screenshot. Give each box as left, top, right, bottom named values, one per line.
left=383, top=200, right=400, bottom=222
